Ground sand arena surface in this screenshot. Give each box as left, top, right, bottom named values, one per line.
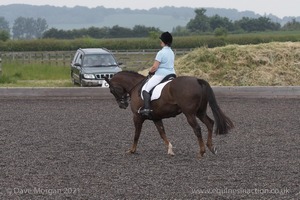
left=0, top=97, right=299, bottom=199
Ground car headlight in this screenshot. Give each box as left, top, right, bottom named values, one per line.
left=83, top=74, right=95, bottom=79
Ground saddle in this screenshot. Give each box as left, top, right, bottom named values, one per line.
left=141, top=74, right=176, bottom=101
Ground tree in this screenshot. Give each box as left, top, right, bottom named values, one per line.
left=282, top=19, right=300, bottom=30
left=12, top=17, right=48, bottom=39
left=214, top=27, right=228, bottom=37
left=0, top=17, right=10, bottom=41
left=34, top=18, right=48, bottom=38
left=0, top=17, right=10, bottom=32
left=83, top=27, right=111, bottom=38
left=132, top=25, right=160, bottom=37
left=256, top=17, right=280, bottom=31
left=172, top=26, right=190, bottom=36
left=97, top=27, right=110, bottom=38
left=43, top=28, right=60, bottom=38
left=0, top=30, right=10, bottom=41
left=235, top=17, right=280, bottom=32
left=12, top=17, right=33, bottom=39
left=186, top=8, right=210, bottom=32
left=209, top=15, right=234, bottom=32
left=109, top=25, right=133, bottom=38
left=43, top=25, right=161, bottom=39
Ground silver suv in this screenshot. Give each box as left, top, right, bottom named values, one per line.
left=71, top=48, right=122, bottom=87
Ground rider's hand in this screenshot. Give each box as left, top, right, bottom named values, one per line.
left=148, top=71, right=155, bottom=76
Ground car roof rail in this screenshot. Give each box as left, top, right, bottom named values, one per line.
left=102, top=47, right=111, bottom=52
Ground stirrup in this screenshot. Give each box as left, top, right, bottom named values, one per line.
left=138, top=108, right=152, bottom=115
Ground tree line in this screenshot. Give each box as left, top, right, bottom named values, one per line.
left=43, top=25, right=161, bottom=39
left=0, top=16, right=48, bottom=41
left=175, top=8, right=299, bottom=36
left=1, top=8, right=300, bottom=41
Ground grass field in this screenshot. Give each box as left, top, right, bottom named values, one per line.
left=0, top=62, right=72, bottom=87
left=0, top=51, right=158, bottom=87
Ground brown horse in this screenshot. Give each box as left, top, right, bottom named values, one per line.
left=104, top=71, right=234, bottom=158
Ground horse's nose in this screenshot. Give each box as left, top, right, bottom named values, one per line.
left=119, top=104, right=127, bottom=109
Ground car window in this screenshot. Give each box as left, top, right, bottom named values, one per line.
left=72, top=52, right=79, bottom=64
left=99, top=54, right=117, bottom=66
left=83, top=55, right=99, bottom=66
left=75, top=53, right=83, bottom=65
left=83, top=54, right=117, bottom=67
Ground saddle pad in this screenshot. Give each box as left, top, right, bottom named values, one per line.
left=141, top=80, right=172, bottom=101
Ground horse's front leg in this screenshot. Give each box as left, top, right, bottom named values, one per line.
left=127, top=114, right=144, bottom=154
left=153, top=120, right=175, bottom=156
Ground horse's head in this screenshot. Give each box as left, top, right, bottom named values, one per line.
left=105, top=76, right=129, bottom=109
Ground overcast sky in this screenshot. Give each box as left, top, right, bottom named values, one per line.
left=0, top=0, right=299, bottom=18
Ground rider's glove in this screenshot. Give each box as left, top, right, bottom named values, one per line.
left=148, top=71, right=155, bottom=76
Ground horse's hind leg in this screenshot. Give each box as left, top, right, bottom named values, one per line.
left=153, top=120, right=174, bottom=156
left=198, top=114, right=216, bottom=155
left=185, top=114, right=206, bottom=158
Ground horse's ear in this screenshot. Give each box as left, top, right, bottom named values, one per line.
left=104, top=76, right=110, bottom=85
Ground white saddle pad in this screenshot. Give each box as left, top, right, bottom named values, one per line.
left=141, top=80, right=172, bottom=101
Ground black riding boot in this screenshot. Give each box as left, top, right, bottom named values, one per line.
left=139, top=91, right=152, bottom=117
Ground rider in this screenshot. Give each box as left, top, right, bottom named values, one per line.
left=139, top=31, right=176, bottom=117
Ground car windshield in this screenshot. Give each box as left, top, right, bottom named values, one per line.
left=82, top=54, right=117, bottom=67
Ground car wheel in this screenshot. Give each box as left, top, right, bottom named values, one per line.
left=80, top=79, right=85, bottom=87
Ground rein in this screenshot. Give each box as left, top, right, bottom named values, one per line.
left=109, top=73, right=148, bottom=106
left=127, top=76, right=149, bottom=96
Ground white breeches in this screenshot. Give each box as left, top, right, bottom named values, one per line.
left=142, top=75, right=165, bottom=92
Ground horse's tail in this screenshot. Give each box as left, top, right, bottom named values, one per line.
left=198, top=79, right=234, bottom=135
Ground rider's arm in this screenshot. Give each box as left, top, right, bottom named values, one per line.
left=149, top=60, right=160, bottom=74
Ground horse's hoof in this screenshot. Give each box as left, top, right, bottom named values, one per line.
left=210, top=147, right=217, bottom=155
left=126, top=149, right=135, bottom=154
left=167, top=142, right=175, bottom=156
left=198, top=151, right=205, bottom=159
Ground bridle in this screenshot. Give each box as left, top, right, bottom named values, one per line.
left=109, top=83, right=129, bottom=105
left=109, top=76, right=149, bottom=105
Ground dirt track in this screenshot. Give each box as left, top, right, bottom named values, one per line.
left=0, top=97, right=299, bottom=199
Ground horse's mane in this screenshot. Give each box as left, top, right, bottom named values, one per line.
left=118, top=70, right=145, bottom=78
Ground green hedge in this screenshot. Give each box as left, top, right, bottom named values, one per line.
left=1, top=31, right=300, bottom=51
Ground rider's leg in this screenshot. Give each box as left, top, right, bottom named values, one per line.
left=140, top=75, right=164, bottom=116
left=140, top=90, right=152, bottom=116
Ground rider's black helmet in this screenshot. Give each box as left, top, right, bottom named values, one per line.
left=159, top=32, right=173, bottom=46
